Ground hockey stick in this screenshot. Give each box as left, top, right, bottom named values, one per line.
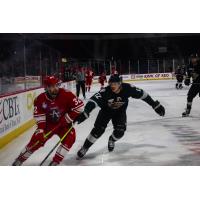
left=39, top=124, right=74, bottom=166
left=28, top=123, right=62, bottom=151
left=16, top=123, right=62, bottom=162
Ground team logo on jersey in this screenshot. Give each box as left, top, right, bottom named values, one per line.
left=49, top=107, right=61, bottom=122
left=108, top=99, right=114, bottom=104
left=42, top=102, right=47, bottom=109
left=107, top=98, right=125, bottom=109
left=117, top=97, right=122, bottom=102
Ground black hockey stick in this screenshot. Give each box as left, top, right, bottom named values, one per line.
left=39, top=124, right=74, bottom=166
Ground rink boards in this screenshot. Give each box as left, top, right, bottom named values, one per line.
left=0, top=88, right=44, bottom=148
left=0, top=80, right=76, bottom=149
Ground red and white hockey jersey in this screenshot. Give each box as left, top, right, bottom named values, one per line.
left=99, top=73, right=107, bottom=84
left=34, top=88, right=84, bottom=130
left=85, top=70, right=94, bottom=80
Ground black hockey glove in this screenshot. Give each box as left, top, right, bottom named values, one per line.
left=152, top=101, right=165, bottom=116
left=74, top=111, right=89, bottom=124
left=184, top=77, right=190, bottom=86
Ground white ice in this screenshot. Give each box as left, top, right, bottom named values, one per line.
left=1, top=79, right=200, bottom=166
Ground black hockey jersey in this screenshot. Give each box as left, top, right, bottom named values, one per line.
left=86, top=83, right=155, bottom=113
left=187, top=61, right=200, bottom=83
left=175, top=66, right=186, bottom=76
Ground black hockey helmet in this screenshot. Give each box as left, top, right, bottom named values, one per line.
left=108, top=74, right=121, bottom=84
left=190, top=53, right=200, bottom=64
left=190, top=53, right=199, bottom=59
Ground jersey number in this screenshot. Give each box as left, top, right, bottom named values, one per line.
left=34, top=106, right=37, bottom=114
left=94, top=93, right=101, bottom=99
left=73, top=98, right=82, bottom=106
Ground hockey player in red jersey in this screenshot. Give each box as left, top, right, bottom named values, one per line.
left=111, top=66, right=118, bottom=75
left=98, top=72, right=107, bottom=90
left=12, top=76, right=84, bottom=166
left=85, top=67, right=94, bottom=92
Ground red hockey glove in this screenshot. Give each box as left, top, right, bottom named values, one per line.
left=34, top=129, right=46, bottom=144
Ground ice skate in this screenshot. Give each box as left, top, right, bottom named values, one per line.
left=77, top=147, right=89, bottom=159
left=108, top=136, right=115, bottom=152
left=182, top=108, right=191, bottom=117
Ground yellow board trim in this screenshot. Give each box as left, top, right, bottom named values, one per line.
left=0, top=119, right=36, bottom=149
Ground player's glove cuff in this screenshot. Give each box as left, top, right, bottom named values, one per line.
left=184, top=77, right=190, bottom=86
left=152, top=101, right=165, bottom=116
left=75, top=111, right=89, bottom=124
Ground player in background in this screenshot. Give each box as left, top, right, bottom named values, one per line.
left=12, top=76, right=84, bottom=166
left=74, top=67, right=86, bottom=99
left=98, top=72, right=107, bottom=90
left=182, top=54, right=200, bottom=117
left=85, top=67, right=94, bottom=92
left=111, top=66, right=118, bottom=75
left=111, top=66, right=123, bottom=82
left=75, top=74, right=165, bottom=159
left=175, top=65, right=185, bottom=89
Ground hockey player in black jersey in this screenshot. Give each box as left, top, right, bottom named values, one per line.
left=182, top=54, right=200, bottom=117
left=175, top=65, right=186, bottom=89
left=75, top=74, right=165, bottom=159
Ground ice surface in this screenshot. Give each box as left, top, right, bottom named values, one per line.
left=1, top=80, right=200, bottom=166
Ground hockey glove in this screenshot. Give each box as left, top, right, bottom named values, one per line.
left=152, top=101, right=165, bottom=116
left=74, top=111, right=89, bottom=124
left=184, top=77, right=190, bottom=86
left=34, top=129, right=46, bottom=144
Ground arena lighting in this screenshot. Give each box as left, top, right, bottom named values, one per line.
left=61, top=58, right=67, bottom=63
left=158, top=47, right=167, bottom=53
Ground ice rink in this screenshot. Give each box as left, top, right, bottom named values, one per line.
left=1, top=79, right=200, bottom=166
